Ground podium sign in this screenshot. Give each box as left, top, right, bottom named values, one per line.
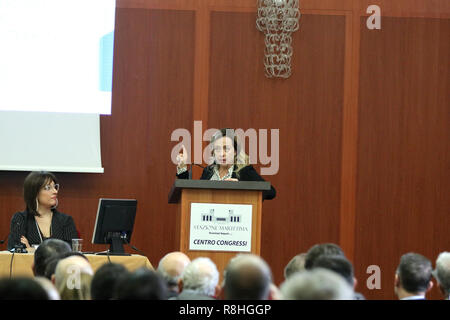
left=189, top=203, right=252, bottom=252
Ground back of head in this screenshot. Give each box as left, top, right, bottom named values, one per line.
left=55, top=255, right=94, bottom=300
left=58, top=251, right=89, bottom=261
left=284, top=253, right=307, bottom=279
left=280, top=269, right=354, bottom=300
left=433, top=251, right=450, bottom=297
left=304, top=243, right=345, bottom=270
left=91, top=263, right=129, bottom=300
left=115, top=268, right=168, bottom=300
left=44, top=257, right=60, bottom=280
left=157, top=251, right=191, bottom=288
left=42, top=249, right=88, bottom=281
left=311, top=254, right=354, bottom=286
left=181, top=257, right=219, bottom=297
left=0, top=277, right=49, bottom=300
left=34, top=239, right=71, bottom=277
left=397, top=252, right=432, bottom=294
left=224, top=254, right=272, bottom=300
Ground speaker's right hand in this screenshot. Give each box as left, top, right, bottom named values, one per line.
left=176, top=145, right=188, bottom=169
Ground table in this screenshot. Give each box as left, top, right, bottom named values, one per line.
left=0, top=251, right=153, bottom=278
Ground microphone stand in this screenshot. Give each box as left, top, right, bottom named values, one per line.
left=189, top=163, right=206, bottom=179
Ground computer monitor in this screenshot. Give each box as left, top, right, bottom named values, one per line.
left=92, top=198, right=137, bottom=255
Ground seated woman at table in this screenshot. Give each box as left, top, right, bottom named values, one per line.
left=7, top=171, right=78, bottom=251
left=175, top=128, right=276, bottom=200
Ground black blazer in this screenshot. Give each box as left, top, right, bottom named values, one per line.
left=7, top=210, right=78, bottom=250
left=177, top=164, right=276, bottom=200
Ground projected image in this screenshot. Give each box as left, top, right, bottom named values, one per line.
left=0, top=0, right=116, bottom=114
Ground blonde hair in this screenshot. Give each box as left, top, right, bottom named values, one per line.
left=55, top=256, right=93, bottom=300
left=57, top=272, right=92, bottom=300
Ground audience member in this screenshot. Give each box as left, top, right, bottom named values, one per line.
left=280, top=268, right=354, bottom=300
left=284, top=253, right=307, bottom=279
left=1, top=246, right=447, bottom=301
left=44, top=257, right=60, bottom=280
left=311, top=254, right=365, bottom=300
left=223, top=254, right=272, bottom=300
left=45, top=251, right=90, bottom=282
left=115, top=268, right=168, bottom=300
left=174, top=257, right=219, bottom=300
left=394, top=252, right=433, bottom=300
left=32, top=238, right=71, bottom=277
left=58, top=251, right=90, bottom=261
left=91, top=263, right=129, bottom=300
left=432, top=251, right=450, bottom=300
left=0, top=277, right=49, bottom=300
left=304, top=243, right=345, bottom=270
left=54, top=255, right=94, bottom=300
left=156, top=251, right=191, bottom=298
left=34, top=276, right=60, bottom=300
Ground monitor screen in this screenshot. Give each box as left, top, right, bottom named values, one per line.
left=92, top=198, right=137, bottom=255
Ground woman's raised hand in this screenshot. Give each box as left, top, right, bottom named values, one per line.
left=176, top=145, right=188, bottom=169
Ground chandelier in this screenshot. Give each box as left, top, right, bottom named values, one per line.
left=256, top=0, right=300, bottom=79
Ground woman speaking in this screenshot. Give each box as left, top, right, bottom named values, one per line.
left=7, top=171, right=78, bottom=250
left=176, top=128, right=276, bottom=200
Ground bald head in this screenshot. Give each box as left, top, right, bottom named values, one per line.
left=224, top=254, right=272, bottom=300
left=157, top=252, right=191, bottom=288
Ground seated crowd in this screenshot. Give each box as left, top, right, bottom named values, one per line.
left=0, top=239, right=448, bottom=300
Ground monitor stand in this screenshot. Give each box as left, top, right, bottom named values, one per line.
left=96, top=235, right=131, bottom=256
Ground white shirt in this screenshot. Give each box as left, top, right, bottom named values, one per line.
left=210, top=165, right=234, bottom=181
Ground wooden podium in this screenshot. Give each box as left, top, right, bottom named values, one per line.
left=168, top=179, right=270, bottom=277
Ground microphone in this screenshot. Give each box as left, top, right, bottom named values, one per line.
left=122, top=236, right=145, bottom=256
left=9, top=220, right=24, bottom=251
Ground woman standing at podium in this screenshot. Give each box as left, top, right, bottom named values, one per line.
left=175, top=128, right=276, bottom=200
left=7, top=171, right=78, bottom=251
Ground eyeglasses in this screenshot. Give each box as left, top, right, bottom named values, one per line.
left=43, top=184, right=60, bottom=192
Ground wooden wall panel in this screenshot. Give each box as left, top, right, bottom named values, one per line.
left=356, top=16, right=450, bottom=299
left=208, top=11, right=346, bottom=285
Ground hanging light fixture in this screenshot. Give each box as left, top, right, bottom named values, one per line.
left=256, top=0, right=300, bottom=79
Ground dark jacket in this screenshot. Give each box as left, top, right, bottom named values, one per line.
left=170, top=290, right=216, bottom=300
left=7, top=210, right=78, bottom=250
left=177, top=164, right=276, bottom=200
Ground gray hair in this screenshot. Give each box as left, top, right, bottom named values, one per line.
left=280, top=268, right=354, bottom=300
left=157, top=264, right=179, bottom=287
left=182, top=257, right=219, bottom=297
left=434, top=252, right=450, bottom=295
left=284, top=253, right=307, bottom=279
